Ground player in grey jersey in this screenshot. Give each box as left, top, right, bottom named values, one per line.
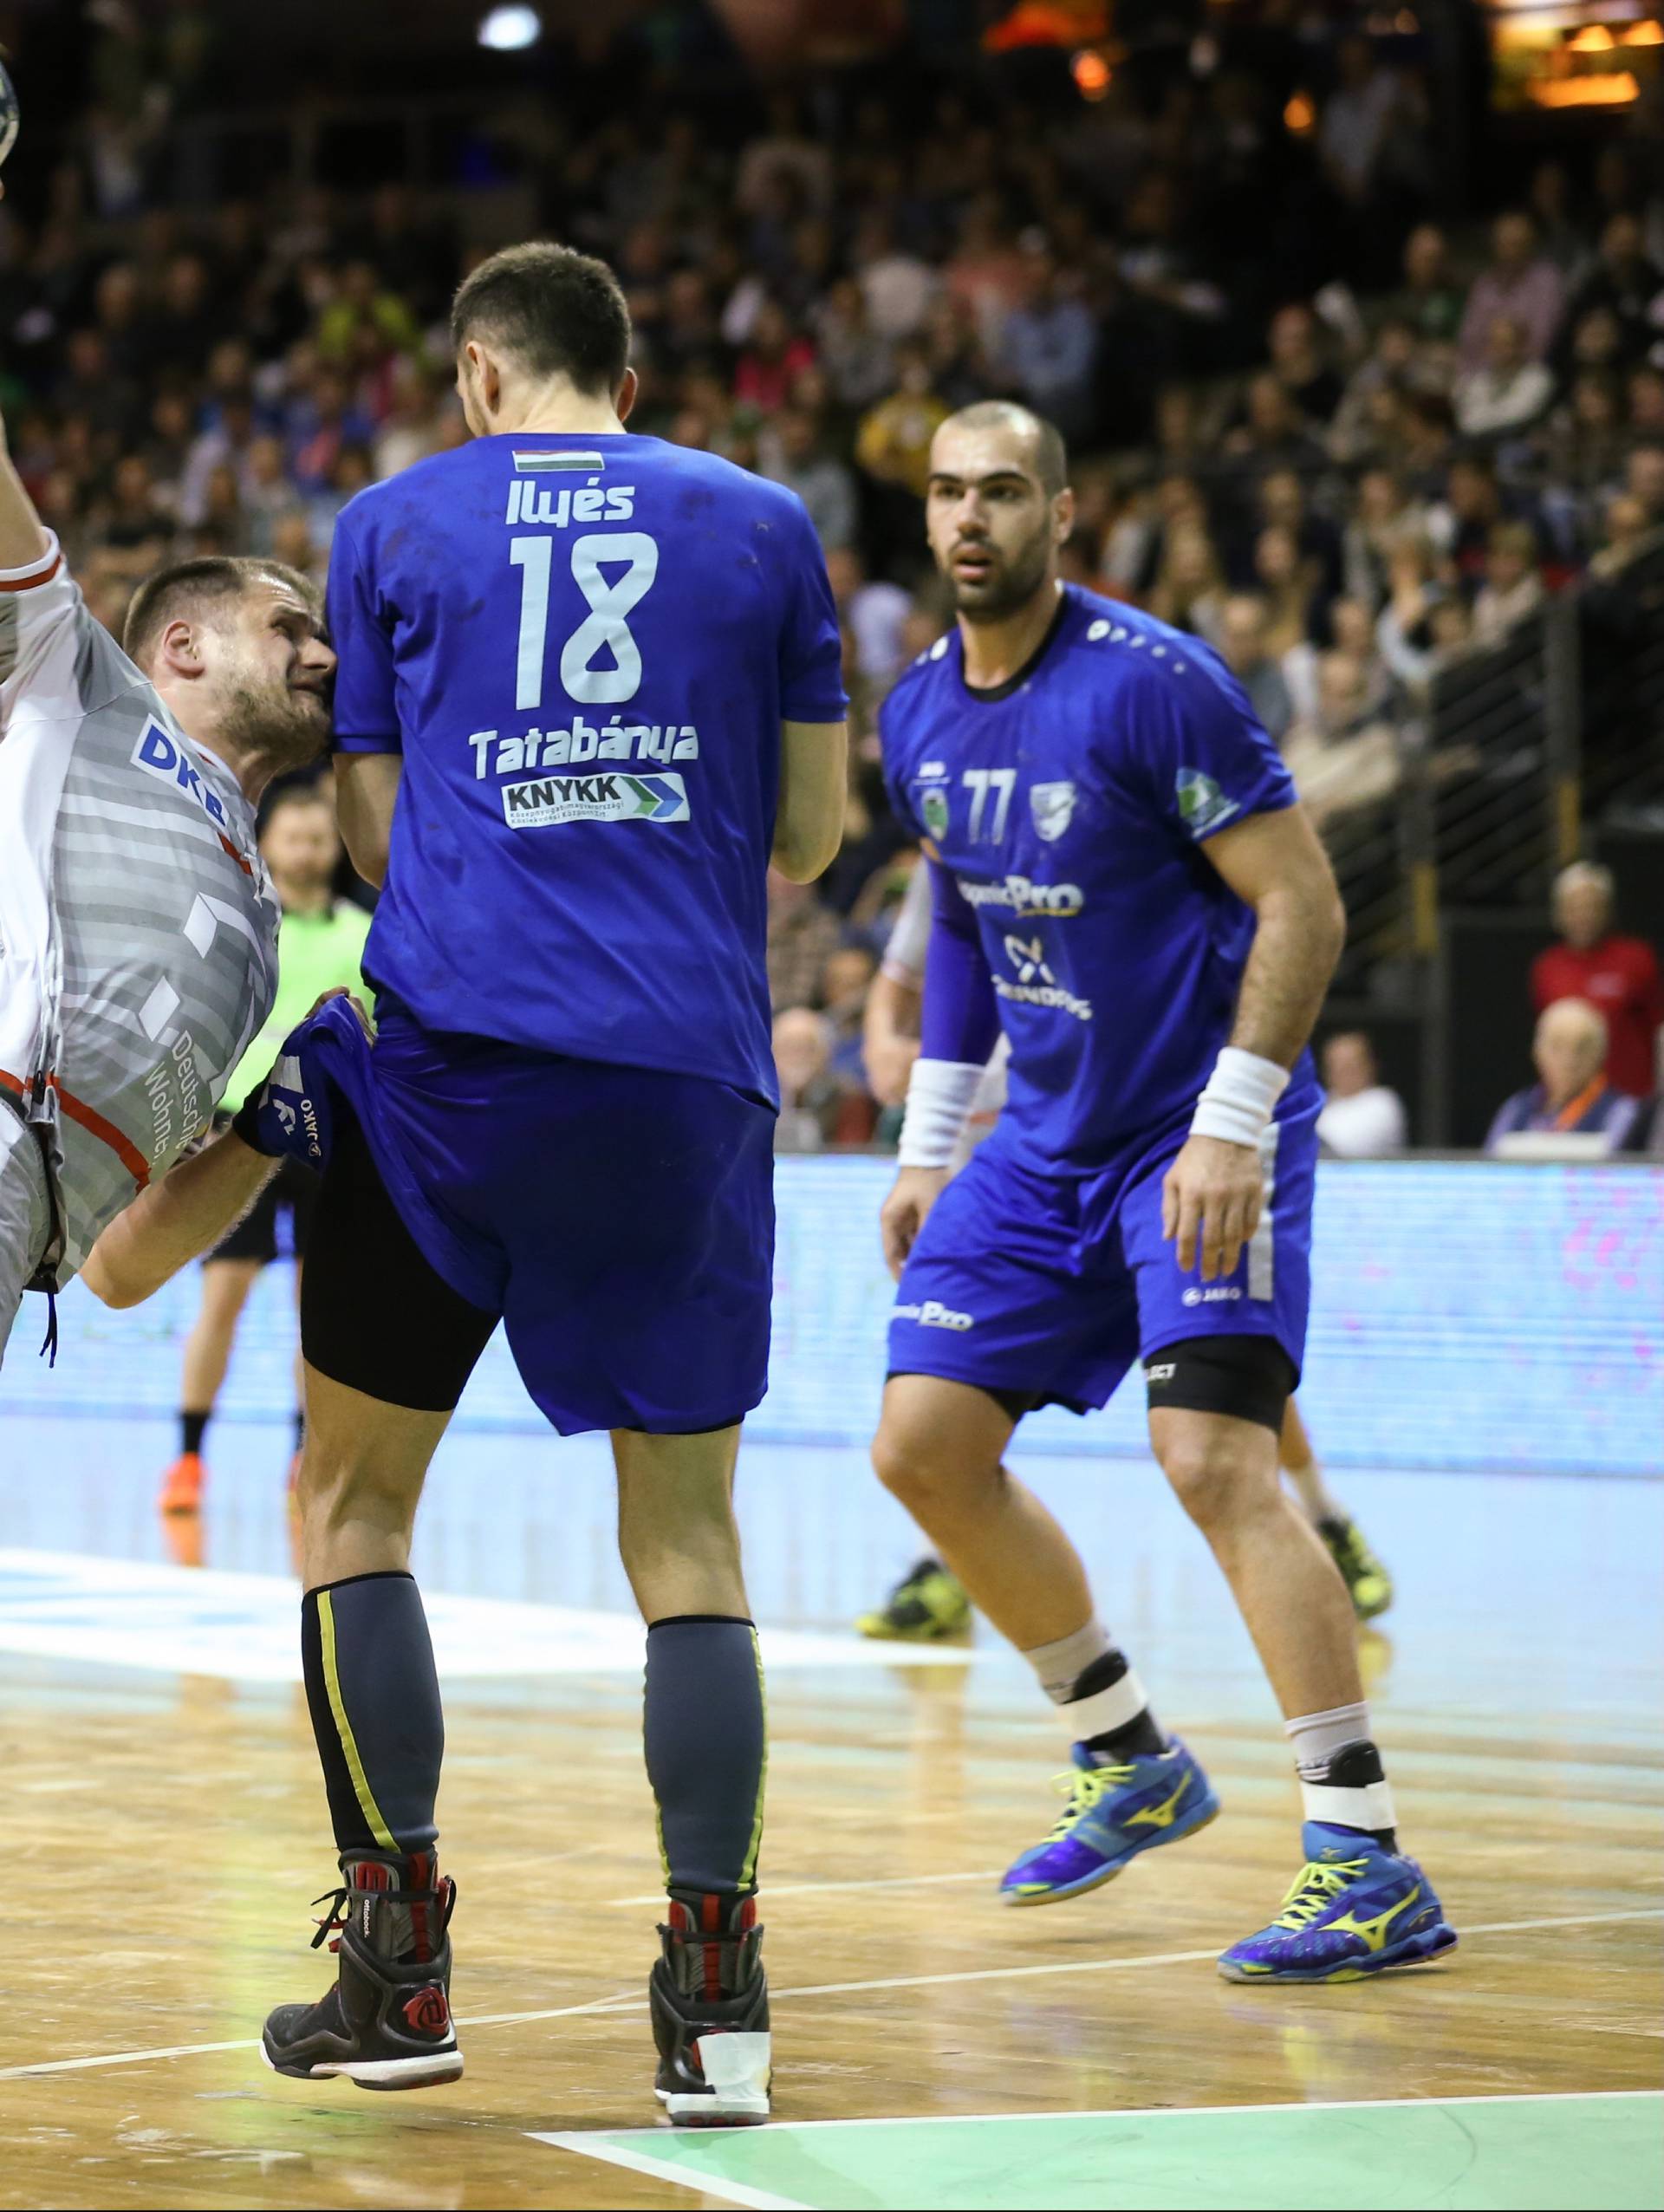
left=0, top=407, right=335, bottom=1365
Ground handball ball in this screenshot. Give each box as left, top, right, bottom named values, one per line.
left=0, top=57, right=17, bottom=170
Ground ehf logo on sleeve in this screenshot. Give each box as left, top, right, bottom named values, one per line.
left=1030, top=781, right=1076, bottom=843
left=1175, top=768, right=1239, bottom=840
left=502, top=771, right=690, bottom=829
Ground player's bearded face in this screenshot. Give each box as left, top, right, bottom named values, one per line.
left=930, top=485, right=1056, bottom=621
left=215, top=596, right=334, bottom=766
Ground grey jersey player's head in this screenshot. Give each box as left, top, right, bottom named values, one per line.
left=123, top=557, right=335, bottom=799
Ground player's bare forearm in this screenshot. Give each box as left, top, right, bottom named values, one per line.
left=773, top=718, right=848, bottom=882
left=81, top=1130, right=278, bottom=1309
left=334, top=751, right=402, bottom=888
left=864, top=969, right=923, bottom=1108
left=0, top=422, right=51, bottom=573
left=1206, top=808, right=1346, bottom=1067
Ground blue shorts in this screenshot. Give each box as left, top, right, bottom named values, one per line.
left=315, top=1005, right=776, bottom=1435
left=888, top=1096, right=1318, bottom=1415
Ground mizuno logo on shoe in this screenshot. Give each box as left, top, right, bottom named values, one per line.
left=1328, top=1884, right=1423, bottom=1952
left=1125, top=1773, right=1192, bottom=1830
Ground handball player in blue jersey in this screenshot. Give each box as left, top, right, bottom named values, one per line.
left=873, top=403, right=1453, bottom=1983
left=255, top=245, right=848, bottom=2117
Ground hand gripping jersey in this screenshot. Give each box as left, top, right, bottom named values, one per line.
left=880, top=585, right=1318, bottom=1168
left=327, top=432, right=846, bottom=1103
left=0, top=538, right=279, bottom=1284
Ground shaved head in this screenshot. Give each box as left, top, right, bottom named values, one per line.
left=940, top=401, right=1068, bottom=496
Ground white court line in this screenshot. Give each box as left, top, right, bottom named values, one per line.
left=3, top=1906, right=1659, bottom=2083
left=533, top=2089, right=1664, bottom=2212
left=535, top=2137, right=806, bottom=2212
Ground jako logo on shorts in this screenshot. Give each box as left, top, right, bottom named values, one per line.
left=1182, top=1285, right=1242, bottom=1305
left=502, top=771, right=690, bottom=827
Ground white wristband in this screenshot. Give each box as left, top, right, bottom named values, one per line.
left=1190, top=1046, right=1290, bottom=1149
left=897, top=1058, right=986, bottom=1168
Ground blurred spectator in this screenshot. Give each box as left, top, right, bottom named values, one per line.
left=998, top=248, right=1097, bottom=443
left=767, top=873, right=843, bottom=1014
left=1589, top=494, right=1654, bottom=580
left=1458, top=214, right=1565, bottom=372
left=1471, top=523, right=1545, bottom=645
left=1390, top=224, right=1465, bottom=349
left=1454, top=317, right=1553, bottom=442
left=1554, top=214, right=1664, bottom=374
left=1316, top=1031, right=1408, bottom=1155
left=1217, top=594, right=1293, bottom=744
left=1486, top=998, right=1640, bottom=1152
left=772, top=1008, right=874, bottom=1152
left=825, top=547, right=913, bottom=693
left=1282, top=651, right=1401, bottom=826
left=762, top=407, right=858, bottom=551
left=1531, top=863, right=1664, bottom=1100
left=1265, top=303, right=1343, bottom=426
left=1148, top=519, right=1227, bottom=641
left=855, top=342, right=951, bottom=501
left=820, top=945, right=879, bottom=1088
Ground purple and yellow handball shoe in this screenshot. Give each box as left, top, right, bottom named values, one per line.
left=1219, top=1822, right=1458, bottom=1982
left=999, top=1738, right=1219, bottom=1906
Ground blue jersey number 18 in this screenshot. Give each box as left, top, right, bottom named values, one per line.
left=508, top=531, right=660, bottom=711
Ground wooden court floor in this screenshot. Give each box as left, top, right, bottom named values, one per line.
left=0, top=1438, right=1660, bottom=2209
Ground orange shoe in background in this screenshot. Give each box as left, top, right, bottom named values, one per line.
left=159, top=1451, right=205, bottom=1515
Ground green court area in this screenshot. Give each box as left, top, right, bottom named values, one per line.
left=538, top=2091, right=1664, bottom=2211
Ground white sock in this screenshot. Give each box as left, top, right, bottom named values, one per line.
left=1285, top=1702, right=1396, bottom=1836
left=1022, top=1618, right=1112, bottom=1705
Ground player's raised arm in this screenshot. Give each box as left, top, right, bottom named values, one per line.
left=1162, top=803, right=1345, bottom=1280
left=0, top=401, right=51, bottom=572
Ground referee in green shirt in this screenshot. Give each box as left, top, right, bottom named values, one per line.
left=159, top=784, right=371, bottom=1518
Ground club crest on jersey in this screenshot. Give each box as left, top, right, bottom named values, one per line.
left=1030, top=781, right=1076, bottom=843
left=920, top=786, right=950, bottom=840
left=502, top=770, right=690, bottom=828
left=1175, top=768, right=1238, bottom=839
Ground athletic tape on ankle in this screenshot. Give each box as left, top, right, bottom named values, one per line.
left=1190, top=1046, right=1289, bottom=1149
left=1063, top=1667, right=1150, bottom=1742
left=1300, top=1779, right=1397, bottom=1832
left=898, top=1058, right=986, bottom=1168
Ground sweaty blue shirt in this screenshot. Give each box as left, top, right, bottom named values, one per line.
left=880, top=584, right=1316, bottom=1168
left=328, top=432, right=845, bottom=1101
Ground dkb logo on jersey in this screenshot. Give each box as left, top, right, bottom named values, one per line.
left=502, top=771, right=690, bottom=828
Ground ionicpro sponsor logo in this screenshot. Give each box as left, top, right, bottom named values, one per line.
left=957, top=872, right=1084, bottom=919
left=893, top=1299, right=975, bottom=1330
left=502, top=771, right=690, bottom=828
left=131, top=720, right=230, bottom=828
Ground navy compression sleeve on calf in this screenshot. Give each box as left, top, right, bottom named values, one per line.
left=301, top=1571, right=444, bottom=1855
left=919, top=856, right=1002, bottom=1064
left=644, top=1617, right=768, bottom=1896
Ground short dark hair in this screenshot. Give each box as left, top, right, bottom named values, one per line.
left=451, top=242, right=632, bottom=395
left=123, top=556, right=318, bottom=672
left=942, top=400, right=1069, bottom=497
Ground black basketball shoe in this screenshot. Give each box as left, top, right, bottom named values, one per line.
left=649, top=1890, right=771, bottom=2125
left=262, top=1850, right=462, bottom=2091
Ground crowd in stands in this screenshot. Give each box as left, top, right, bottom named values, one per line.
left=3, top=10, right=1661, bottom=1151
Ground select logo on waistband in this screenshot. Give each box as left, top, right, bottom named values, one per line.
left=502, top=771, right=690, bottom=828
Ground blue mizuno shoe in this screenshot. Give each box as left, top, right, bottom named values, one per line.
left=1218, top=1821, right=1458, bottom=1982
left=999, top=1738, right=1219, bottom=1906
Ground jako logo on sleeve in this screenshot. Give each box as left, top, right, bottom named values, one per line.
left=502, top=771, right=690, bottom=828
